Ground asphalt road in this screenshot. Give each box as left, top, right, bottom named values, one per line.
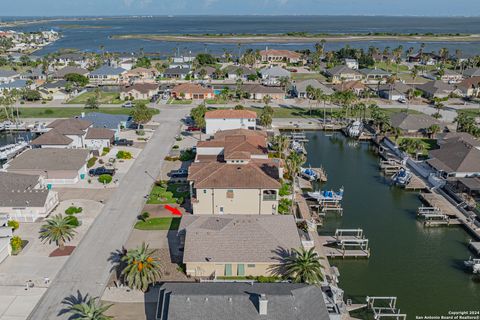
left=27, top=105, right=191, bottom=320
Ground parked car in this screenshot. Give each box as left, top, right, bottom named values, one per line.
left=114, top=139, right=133, bottom=146
left=398, top=98, right=407, bottom=104
left=171, top=169, right=188, bottom=178
left=186, top=126, right=201, bottom=132
left=89, top=166, right=115, bottom=177
left=122, top=101, right=135, bottom=108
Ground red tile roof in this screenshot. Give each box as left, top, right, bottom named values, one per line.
left=205, top=109, right=257, bottom=119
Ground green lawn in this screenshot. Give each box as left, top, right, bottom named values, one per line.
left=16, top=107, right=158, bottom=118
left=134, top=217, right=181, bottom=230
left=374, top=61, right=410, bottom=73
left=167, top=98, right=193, bottom=105
left=147, top=183, right=190, bottom=205
left=67, top=91, right=122, bottom=104
left=291, top=72, right=326, bottom=81
left=457, top=108, right=480, bottom=117
left=205, top=98, right=229, bottom=104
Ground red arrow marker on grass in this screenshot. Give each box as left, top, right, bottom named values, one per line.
left=165, top=205, right=182, bottom=216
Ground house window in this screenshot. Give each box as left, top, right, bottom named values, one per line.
left=203, top=189, right=207, bottom=194
left=237, top=264, right=245, bottom=276
left=263, top=190, right=277, bottom=201
left=247, top=264, right=256, bottom=268
left=224, top=264, right=232, bottom=276
left=226, top=190, right=234, bottom=199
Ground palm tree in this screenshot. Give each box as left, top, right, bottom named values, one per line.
left=285, top=151, right=306, bottom=213
left=272, top=134, right=289, bottom=160
left=39, top=214, right=77, bottom=250
left=262, top=95, right=272, bottom=106
left=121, top=243, right=162, bottom=292
left=284, top=248, right=324, bottom=284
left=427, top=124, right=441, bottom=139
left=67, top=296, right=112, bottom=320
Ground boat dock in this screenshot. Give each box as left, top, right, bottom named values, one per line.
left=404, top=175, right=427, bottom=190
left=379, top=159, right=403, bottom=175
left=319, top=229, right=371, bottom=258
left=468, top=241, right=480, bottom=256
left=312, top=167, right=328, bottom=182
left=419, top=193, right=458, bottom=217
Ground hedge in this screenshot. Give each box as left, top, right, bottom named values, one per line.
left=98, top=174, right=113, bottom=184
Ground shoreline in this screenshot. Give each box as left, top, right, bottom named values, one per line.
left=111, top=33, right=480, bottom=43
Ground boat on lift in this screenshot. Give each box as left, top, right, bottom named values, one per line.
left=392, top=168, right=412, bottom=186
left=307, top=187, right=344, bottom=201
left=346, top=121, right=363, bottom=138
left=0, top=138, right=29, bottom=161
left=464, top=257, right=480, bottom=274
left=291, top=140, right=305, bottom=154
left=301, top=167, right=318, bottom=181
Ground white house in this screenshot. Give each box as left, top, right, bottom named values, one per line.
left=344, top=59, right=359, bottom=70
left=0, top=70, right=19, bottom=84
left=0, top=172, right=59, bottom=222
left=84, top=128, right=115, bottom=151
left=205, top=109, right=257, bottom=135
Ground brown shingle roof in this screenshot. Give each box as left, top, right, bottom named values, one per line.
left=47, top=119, right=92, bottom=135
left=260, top=49, right=302, bottom=60
left=205, top=109, right=257, bottom=119
left=428, top=139, right=480, bottom=173
left=31, top=129, right=73, bottom=146
left=7, top=148, right=90, bottom=171
left=188, top=162, right=280, bottom=189
left=172, top=83, right=214, bottom=95
left=180, top=215, right=301, bottom=263
left=85, top=128, right=115, bottom=140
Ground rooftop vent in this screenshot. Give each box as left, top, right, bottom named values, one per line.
left=258, top=294, right=268, bottom=315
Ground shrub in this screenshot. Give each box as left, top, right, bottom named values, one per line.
left=172, top=145, right=179, bottom=150
left=116, top=151, right=132, bottom=159
left=175, top=136, right=182, bottom=141
left=256, top=275, right=280, bottom=283
left=98, top=174, right=113, bottom=184
left=98, top=159, right=104, bottom=164
left=278, top=198, right=292, bottom=215
left=41, top=101, right=47, bottom=104
left=102, top=147, right=110, bottom=156
left=65, top=215, right=81, bottom=227
left=7, top=220, right=19, bottom=231
left=179, top=149, right=196, bottom=161
left=137, top=211, right=150, bottom=222
left=87, top=157, right=97, bottom=168
left=65, top=206, right=82, bottom=215
left=164, top=156, right=180, bottom=161
left=10, top=236, right=23, bottom=254
left=279, top=182, right=292, bottom=196
left=136, top=129, right=145, bottom=136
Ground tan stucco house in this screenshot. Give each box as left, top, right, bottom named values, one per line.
left=178, top=214, right=302, bottom=278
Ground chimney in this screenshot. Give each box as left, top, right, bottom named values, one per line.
left=258, top=294, right=268, bottom=315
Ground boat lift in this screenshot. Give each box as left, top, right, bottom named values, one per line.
left=417, top=207, right=452, bottom=226
left=366, top=296, right=407, bottom=320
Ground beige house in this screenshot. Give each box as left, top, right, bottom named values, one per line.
left=0, top=172, right=59, bottom=222
left=120, top=83, right=158, bottom=100
left=171, top=83, right=215, bottom=100
left=188, top=161, right=280, bottom=215
left=456, top=77, right=480, bottom=98
left=259, top=49, right=303, bottom=64
left=325, top=65, right=363, bottom=84
left=179, top=215, right=302, bottom=278
left=121, top=67, right=158, bottom=84
left=6, top=148, right=91, bottom=186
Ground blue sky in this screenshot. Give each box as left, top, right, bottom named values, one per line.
left=2, top=0, right=480, bottom=17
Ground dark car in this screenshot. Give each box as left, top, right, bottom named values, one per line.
left=89, top=167, right=115, bottom=177
left=114, top=139, right=134, bottom=146
left=171, top=169, right=188, bottom=178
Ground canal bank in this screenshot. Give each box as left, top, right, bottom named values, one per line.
left=303, top=131, right=480, bottom=317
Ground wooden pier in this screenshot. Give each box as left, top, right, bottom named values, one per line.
left=379, top=159, right=403, bottom=175
left=404, top=175, right=427, bottom=190
left=319, top=199, right=343, bottom=214
left=468, top=241, right=480, bottom=256
left=312, top=167, right=328, bottom=182
left=419, top=193, right=457, bottom=217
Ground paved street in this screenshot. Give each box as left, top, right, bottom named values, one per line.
left=27, top=105, right=190, bottom=320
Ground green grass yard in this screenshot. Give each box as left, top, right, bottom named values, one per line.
left=291, top=72, right=327, bottom=81
left=67, top=91, right=122, bottom=104
left=457, top=108, right=480, bottom=118
left=134, top=217, right=181, bottom=230
left=16, top=107, right=158, bottom=118
left=147, top=183, right=190, bottom=205
left=396, top=137, right=439, bottom=156
left=167, top=98, right=193, bottom=105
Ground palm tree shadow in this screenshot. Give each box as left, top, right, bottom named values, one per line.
left=108, top=247, right=127, bottom=284
left=268, top=247, right=293, bottom=277
left=58, top=290, right=89, bottom=318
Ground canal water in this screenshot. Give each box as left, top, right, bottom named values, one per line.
left=303, top=131, right=480, bottom=317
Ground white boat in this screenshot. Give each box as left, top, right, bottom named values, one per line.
left=464, top=257, right=480, bottom=274
left=301, top=167, right=318, bottom=181
left=346, top=121, right=363, bottom=138
left=291, top=140, right=305, bottom=154
left=0, top=139, right=29, bottom=161
left=307, top=187, right=344, bottom=201
left=392, top=168, right=412, bottom=186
